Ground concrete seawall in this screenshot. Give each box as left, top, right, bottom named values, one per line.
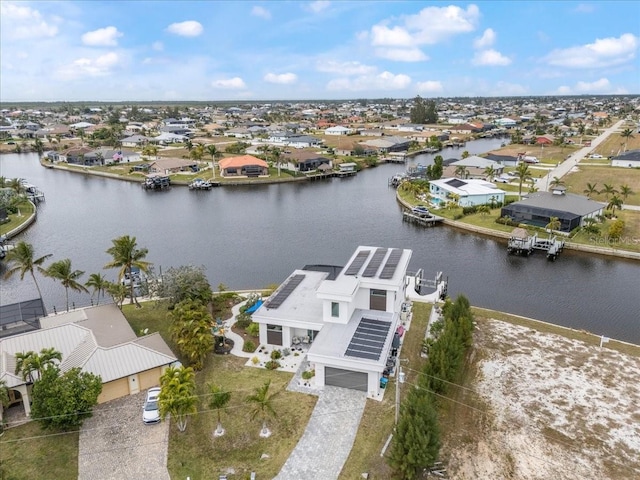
left=3, top=201, right=37, bottom=240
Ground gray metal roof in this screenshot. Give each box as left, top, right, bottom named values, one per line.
left=508, top=192, right=605, bottom=216
left=612, top=149, right=640, bottom=161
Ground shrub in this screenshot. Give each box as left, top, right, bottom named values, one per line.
left=270, top=349, right=282, bottom=360
left=282, top=348, right=290, bottom=357
left=251, top=356, right=260, bottom=365
left=453, top=213, right=464, bottom=220
left=462, top=205, right=477, bottom=215
left=246, top=322, right=259, bottom=337
left=301, top=370, right=315, bottom=380
left=608, top=219, right=625, bottom=239
left=265, top=360, right=281, bottom=370
left=234, top=313, right=252, bottom=329
left=243, top=340, right=256, bottom=353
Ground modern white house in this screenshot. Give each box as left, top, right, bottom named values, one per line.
left=324, top=126, right=353, bottom=135
left=430, top=178, right=506, bottom=207
left=252, top=246, right=414, bottom=397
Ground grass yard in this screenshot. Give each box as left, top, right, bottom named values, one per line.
left=340, top=303, right=431, bottom=479
left=0, top=421, right=79, bottom=480
left=488, top=143, right=579, bottom=164
left=593, top=131, right=640, bottom=158
left=562, top=165, right=640, bottom=205
left=570, top=209, right=640, bottom=253
left=0, top=199, right=35, bottom=236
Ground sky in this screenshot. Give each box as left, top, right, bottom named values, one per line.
left=1, top=1, right=639, bottom=102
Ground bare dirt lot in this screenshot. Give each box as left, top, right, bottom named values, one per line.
left=442, top=319, right=640, bottom=480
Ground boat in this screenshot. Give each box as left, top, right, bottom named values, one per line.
left=188, top=178, right=213, bottom=190
left=142, top=174, right=171, bottom=190
left=0, top=235, right=14, bottom=260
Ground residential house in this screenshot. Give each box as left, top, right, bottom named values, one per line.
left=485, top=153, right=520, bottom=167
left=149, top=132, right=188, bottom=145
left=501, top=188, right=605, bottom=232
left=496, top=118, right=517, bottom=127
left=0, top=303, right=176, bottom=418
left=430, top=178, right=506, bottom=207
left=253, top=246, right=412, bottom=397
left=444, top=156, right=504, bottom=179
left=148, top=157, right=199, bottom=174
left=611, top=149, right=640, bottom=168
left=121, top=135, right=150, bottom=147
left=85, top=148, right=141, bottom=166
left=536, top=134, right=555, bottom=145
left=218, top=155, right=268, bottom=177
left=225, top=127, right=253, bottom=139
left=283, top=151, right=332, bottom=172
left=325, top=126, right=353, bottom=135
left=360, top=136, right=411, bottom=153
left=57, top=146, right=95, bottom=165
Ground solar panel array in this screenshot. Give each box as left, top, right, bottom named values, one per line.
left=446, top=178, right=466, bottom=188
left=265, top=274, right=305, bottom=309
left=344, top=250, right=371, bottom=276
left=345, top=317, right=391, bottom=361
left=379, top=248, right=402, bottom=279
left=362, top=248, right=388, bottom=277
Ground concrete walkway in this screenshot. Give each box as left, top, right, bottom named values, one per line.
left=274, top=386, right=367, bottom=480
left=538, top=120, right=625, bottom=192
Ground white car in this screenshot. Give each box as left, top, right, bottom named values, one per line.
left=143, top=387, right=161, bottom=424
left=494, top=176, right=510, bottom=183
left=589, top=154, right=603, bottom=159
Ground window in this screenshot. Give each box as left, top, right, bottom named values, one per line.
left=331, top=302, right=339, bottom=318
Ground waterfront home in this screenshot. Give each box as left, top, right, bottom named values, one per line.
left=360, top=136, right=411, bottom=153
left=148, top=157, right=199, bottom=174
left=486, top=153, right=520, bottom=167
left=0, top=303, right=176, bottom=418
left=430, top=178, right=506, bottom=207
left=610, top=149, right=640, bottom=168
left=218, top=155, right=268, bottom=177
left=55, top=146, right=95, bottom=165
left=121, top=134, right=150, bottom=147
left=252, top=246, right=411, bottom=397
left=501, top=188, right=605, bottom=232
left=149, top=132, right=188, bottom=145
left=283, top=151, right=332, bottom=172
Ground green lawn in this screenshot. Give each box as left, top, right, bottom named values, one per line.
left=0, top=200, right=35, bottom=236
left=562, top=165, right=640, bottom=205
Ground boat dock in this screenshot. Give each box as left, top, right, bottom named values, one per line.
left=402, top=211, right=444, bottom=227
left=507, top=228, right=565, bottom=260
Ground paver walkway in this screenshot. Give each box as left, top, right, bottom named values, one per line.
left=274, top=386, right=367, bottom=480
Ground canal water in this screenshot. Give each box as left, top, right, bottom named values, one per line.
left=1, top=143, right=639, bottom=344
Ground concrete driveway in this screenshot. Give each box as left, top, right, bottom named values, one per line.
left=78, top=391, right=170, bottom=480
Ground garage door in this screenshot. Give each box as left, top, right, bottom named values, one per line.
left=98, top=377, right=129, bottom=403
left=325, top=367, right=367, bottom=391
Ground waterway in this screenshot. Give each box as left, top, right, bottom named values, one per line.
left=1, top=142, right=639, bottom=344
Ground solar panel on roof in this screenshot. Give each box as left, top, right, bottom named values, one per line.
left=344, top=250, right=371, bottom=276
left=446, top=178, right=466, bottom=188
left=345, top=317, right=392, bottom=361
left=265, top=274, right=305, bottom=309
left=362, top=248, right=388, bottom=277
left=379, top=248, right=402, bottom=279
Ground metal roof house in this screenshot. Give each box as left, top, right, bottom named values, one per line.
left=0, top=304, right=177, bottom=418
left=611, top=149, right=640, bottom=168
left=252, top=246, right=412, bottom=398
left=501, top=188, right=605, bottom=232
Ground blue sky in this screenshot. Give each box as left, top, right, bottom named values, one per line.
left=1, top=1, right=639, bottom=101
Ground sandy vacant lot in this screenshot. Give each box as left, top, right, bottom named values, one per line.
left=445, top=319, right=640, bottom=480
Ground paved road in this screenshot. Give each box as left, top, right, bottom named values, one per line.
left=538, top=119, right=625, bottom=192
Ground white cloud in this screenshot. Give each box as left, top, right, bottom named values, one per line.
left=573, top=3, right=595, bottom=13
left=251, top=6, right=271, bottom=20
left=152, top=41, right=164, bottom=51
left=264, top=72, right=297, bottom=84
left=81, top=26, right=123, bottom=47
left=326, top=71, right=411, bottom=91
left=0, top=2, right=58, bottom=40
left=575, top=77, right=611, bottom=92
left=375, top=48, right=428, bottom=62
left=473, top=28, right=496, bottom=49
left=370, top=25, right=414, bottom=47
left=166, top=20, right=203, bottom=37
left=307, top=1, right=331, bottom=14
left=472, top=49, right=511, bottom=66
left=316, top=60, right=376, bottom=75
left=544, top=33, right=638, bottom=68
left=416, top=80, right=443, bottom=93
left=212, top=77, right=246, bottom=89
left=56, top=52, right=121, bottom=80
left=556, top=85, right=573, bottom=95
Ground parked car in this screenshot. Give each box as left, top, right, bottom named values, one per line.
left=411, top=205, right=431, bottom=217
left=142, top=387, right=161, bottom=424
left=589, top=153, right=603, bottom=159
left=522, top=155, right=539, bottom=164
left=494, top=175, right=510, bottom=183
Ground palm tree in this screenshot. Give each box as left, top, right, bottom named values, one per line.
left=105, top=235, right=151, bottom=307
left=545, top=216, right=561, bottom=239
left=601, top=183, right=618, bottom=200
left=190, top=143, right=205, bottom=161
left=44, top=259, right=89, bottom=311
left=271, top=147, right=282, bottom=176
left=246, top=379, right=280, bottom=437
left=208, top=384, right=231, bottom=437
left=549, top=176, right=565, bottom=189
left=461, top=150, right=470, bottom=159
left=86, top=273, right=109, bottom=305
left=206, top=144, right=219, bottom=180
left=454, top=166, right=468, bottom=179
left=15, top=348, right=62, bottom=383
left=514, top=162, right=532, bottom=199
left=619, top=184, right=633, bottom=202
left=159, top=365, right=197, bottom=432
left=607, top=195, right=623, bottom=215
left=583, top=182, right=599, bottom=198
left=3, top=241, right=52, bottom=299
left=620, top=128, right=635, bottom=152
left=483, top=165, right=496, bottom=182
left=106, top=281, right=128, bottom=309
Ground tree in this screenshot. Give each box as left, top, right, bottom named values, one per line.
left=0, top=379, right=9, bottom=426
left=151, top=264, right=212, bottom=308
left=159, top=365, right=197, bottom=432
left=454, top=165, right=468, bottom=179
left=545, top=216, right=561, bottom=239
left=608, top=219, right=625, bottom=240
left=44, top=258, right=88, bottom=311
left=583, top=182, right=599, bottom=198
left=620, top=128, right=635, bottom=152
left=169, top=299, right=214, bottom=370
left=607, top=195, right=623, bottom=215
left=601, top=183, right=618, bottom=200
left=461, top=150, right=470, bottom=159
left=246, top=379, right=280, bottom=437
left=208, top=384, right=231, bottom=436
left=483, top=165, right=495, bottom=182
left=190, top=143, right=205, bottom=161
left=271, top=147, right=282, bottom=176
left=14, top=348, right=62, bottom=383
left=428, top=155, right=443, bottom=180
left=33, top=137, right=45, bottom=157
left=3, top=241, right=52, bottom=299
left=30, top=366, right=102, bottom=431
left=409, top=96, right=427, bottom=124
left=105, top=235, right=151, bottom=307
left=619, top=184, right=633, bottom=201
left=106, top=281, right=128, bottom=309
left=86, top=272, right=109, bottom=305
left=425, top=100, right=438, bottom=124
left=514, top=162, right=532, bottom=199
left=549, top=176, right=565, bottom=189
left=206, top=144, right=220, bottom=180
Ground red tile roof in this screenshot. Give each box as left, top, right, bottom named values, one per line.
left=218, top=155, right=268, bottom=169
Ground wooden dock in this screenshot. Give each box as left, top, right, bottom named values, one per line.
left=402, top=211, right=444, bottom=227
left=507, top=230, right=565, bottom=261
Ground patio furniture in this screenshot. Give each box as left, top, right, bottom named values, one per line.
left=292, top=336, right=301, bottom=345
left=302, top=335, right=310, bottom=344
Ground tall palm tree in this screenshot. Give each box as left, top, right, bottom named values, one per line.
left=583, top=182, right=599, bottom=198
left=271, top=147, right=282, bottom=176
left=206, top=144, right=219, bottom=180
left=44, top=259, right=88, bottom=311
left=620, top=128, right=635, bottom=152
left=454, top=166, right=468, bottom=179
left=545, top=216, right=561, bottom=239
left=607, top=195, right=623, bottom=215
left=86, top=272, right=109, bottom=305
left=483, top=165, right=496, bottom=182
left=3, top=241, right=52, bottom=299
left=15, top=348, right=62, bottom=383
left=619, top=184, right=633, bottom=202
left=159, top=365, right=197, bottom=432
left=246, top=379, right=280, bottom=437
left=601, top=183, right=618, bottom=200
left=105, top=235, right=151, bottom=307
left=208, top=384, right=231, bottom=437
left=514, top=162, right=532, bottom=199
left=549, top=176, right=565, bottom=189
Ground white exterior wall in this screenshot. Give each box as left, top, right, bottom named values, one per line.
left=611, top=160, right=640, bottom=168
